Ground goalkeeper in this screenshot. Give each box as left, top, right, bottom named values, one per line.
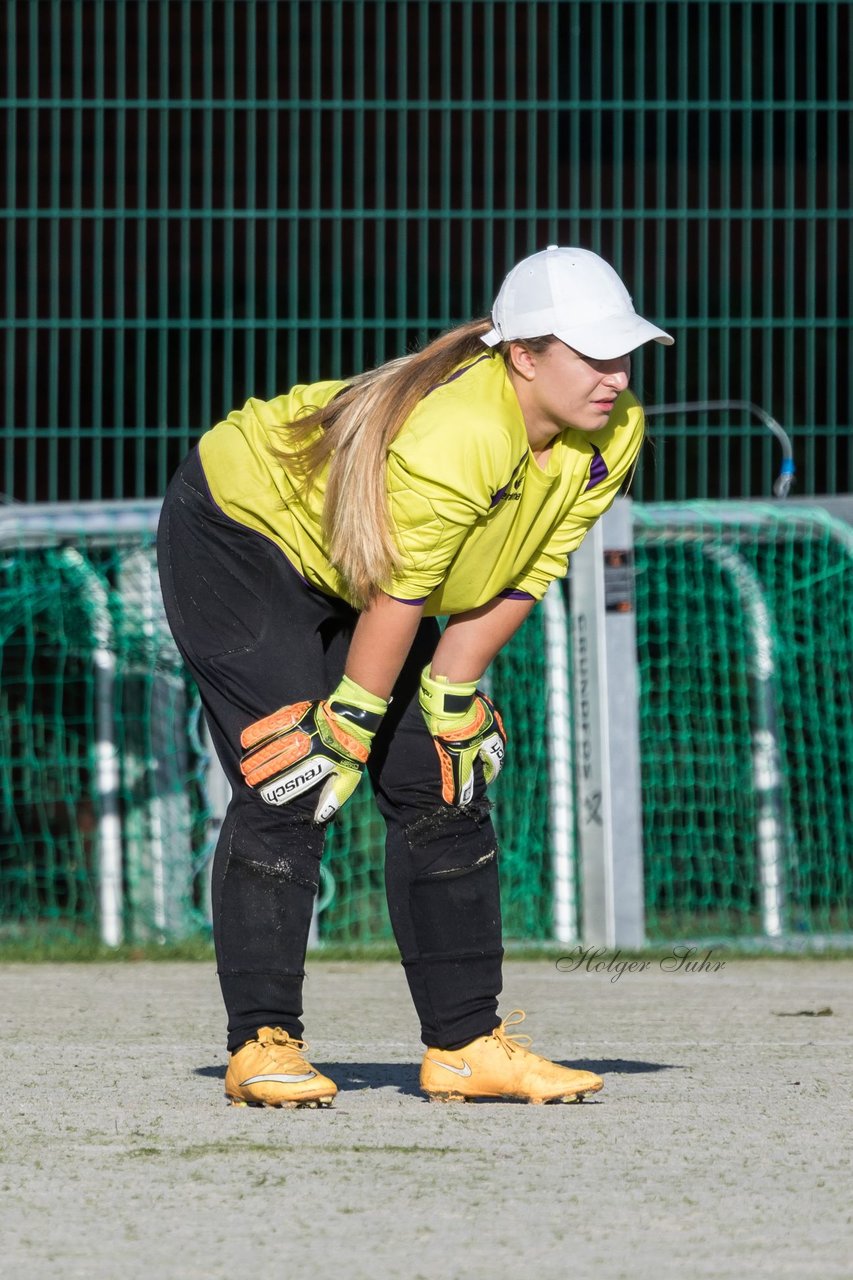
left=157, top=246, right=672, bottom=1108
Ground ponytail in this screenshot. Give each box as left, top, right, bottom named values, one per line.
left=272, top=318, right=494, bottom=609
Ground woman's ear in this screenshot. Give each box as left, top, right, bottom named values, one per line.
left=507, top=341, right=538, bottom=382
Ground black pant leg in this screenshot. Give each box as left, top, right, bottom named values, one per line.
left=370, top=636, right=505, bottom=1051
left=157, top=449, right=357, bottom=1050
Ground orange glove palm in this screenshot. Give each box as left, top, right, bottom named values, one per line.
left=240, top=676, right=387, bottom=823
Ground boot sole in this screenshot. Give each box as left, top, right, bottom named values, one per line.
left=226, top=1094, right=336, bottom=1109
left=423, top=1081, right=603, bottom=1105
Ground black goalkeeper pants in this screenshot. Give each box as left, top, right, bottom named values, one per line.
left=157, top=448, right=504, bottom=1053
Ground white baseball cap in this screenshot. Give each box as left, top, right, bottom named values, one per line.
left=481, top=245, right=674, bottom=359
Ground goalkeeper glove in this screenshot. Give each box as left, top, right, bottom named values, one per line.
left=239, top=675, right=387, bottom=824
left=419, top=666, right=507, bottom=807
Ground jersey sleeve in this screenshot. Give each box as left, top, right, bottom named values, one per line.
left=504, top=398, right=645, bottom=600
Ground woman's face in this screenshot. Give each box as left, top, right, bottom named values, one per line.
left=512, top=339, right=632, bottom=440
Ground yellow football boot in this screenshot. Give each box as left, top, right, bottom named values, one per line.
left=420, top=1010, right=604, bottom=1104
left=224, top=1026, right=337, bottom=1109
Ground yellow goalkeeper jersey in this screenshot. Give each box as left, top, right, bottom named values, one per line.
left=197, top=351, right=644, bottom=616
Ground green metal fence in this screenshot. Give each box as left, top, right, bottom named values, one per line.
left=3, top=0, right=850, bottom=504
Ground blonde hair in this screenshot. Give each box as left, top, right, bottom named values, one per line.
left=273, top=318, right=499, bottom=609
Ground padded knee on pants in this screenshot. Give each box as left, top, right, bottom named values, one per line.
left=403, top=799, right=496, bottom=882
left=404, top=801, right=501, bottom=960
left=227, top=809, right=325, bottom=893
left=216, top=812, right=325, bottom=976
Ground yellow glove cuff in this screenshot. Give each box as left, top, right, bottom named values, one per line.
left=419, top=666, right=479, bottom=731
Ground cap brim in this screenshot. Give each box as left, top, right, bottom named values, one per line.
left=553, top=314, right=674, bottom=360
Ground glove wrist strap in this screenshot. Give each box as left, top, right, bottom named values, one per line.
left=328, top=674, right=388, bottom=736
left=419, top=666, right=478, bottom=720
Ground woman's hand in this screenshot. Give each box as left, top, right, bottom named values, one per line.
left=418, top=668, right=506, bottom=805
left=239, top=675, right=388, bottom=822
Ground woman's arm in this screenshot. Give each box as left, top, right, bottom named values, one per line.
left=344, top=592, right=537, bottom=699
left=344, top=593, right=427, bottom=699
left=429, top=595, right=537, bottom=683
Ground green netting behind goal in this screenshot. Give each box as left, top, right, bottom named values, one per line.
left=0, top=538, right=210, bottom=944
left=634, top=504, right=853, bottom=940
left=3, top=504, right=851, bottom=950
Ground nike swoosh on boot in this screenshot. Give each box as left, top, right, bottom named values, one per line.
left=426, top=1057, right=472, bottom=1078
left=240, top=1071, right=317, bottom=1085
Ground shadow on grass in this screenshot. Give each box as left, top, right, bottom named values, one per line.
left=562, top=1058, right=684, bottom=1075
